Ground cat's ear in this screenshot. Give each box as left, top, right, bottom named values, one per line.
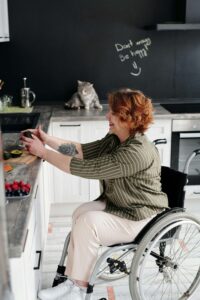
left=90, top=83, right=93, bottom=87
left=78, top=80, right=82, bottom=85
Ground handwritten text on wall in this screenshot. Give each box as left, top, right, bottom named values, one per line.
left=114, top=38, right=152, bottom=76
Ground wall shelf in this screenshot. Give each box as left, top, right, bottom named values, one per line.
left=157, top=23, right=200, bottom=31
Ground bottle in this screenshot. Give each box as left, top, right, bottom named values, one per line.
left=21, top=77, right=36, bottom=108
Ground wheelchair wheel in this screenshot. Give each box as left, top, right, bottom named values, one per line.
left=129, top=212, right=200, bottom=300
left=99, top=248, right=134, bottom=280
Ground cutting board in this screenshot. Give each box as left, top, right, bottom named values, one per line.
left=4, top=150, right=38, bottom=164
left=0, top=106, right=33, bottom=113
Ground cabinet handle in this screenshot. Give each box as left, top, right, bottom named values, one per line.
left=23, top=229, right=29, bottom=252
left=34, top=185, right=39, bottom=199
left=34, top=250, right=42, bottom=270
left=59, top=124, right=81, bottom=127
left=153, top=138, right=167, bottom=145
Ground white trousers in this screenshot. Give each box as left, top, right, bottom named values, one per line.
left=65, top=201, right=154, bottom=282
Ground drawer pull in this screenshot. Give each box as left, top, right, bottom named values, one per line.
left=34, top=185, right=39, bottom=199
left=34, top=250, right=42, bottom=270
left=59, top=124, right=81, bottom=127
left=153, top=138, right=167, bottom=145
left=23, top=229, right=29, bottom=252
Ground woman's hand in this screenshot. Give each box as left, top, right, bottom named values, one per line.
left=22, top=134, right=46, bottom=159
left=20, top=125, right=48, bottom=145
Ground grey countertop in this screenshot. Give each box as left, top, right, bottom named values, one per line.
left=4, top=107, right=52, bottom=258
left=51, top=103, right=200, bottom=121
left=4, top=103, right=200, bottom=258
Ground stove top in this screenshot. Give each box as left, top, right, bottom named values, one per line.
left=161, top=103, right=200, bottom=114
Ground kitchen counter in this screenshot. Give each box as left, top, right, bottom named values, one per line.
left=51, top=103, right=200, bottom=121
left=4, top=106, right=52, bottom=258
left=4, top=103, right=200, bottom=258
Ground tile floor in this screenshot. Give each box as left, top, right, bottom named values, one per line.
left=41, top=203, right=200, bottom=300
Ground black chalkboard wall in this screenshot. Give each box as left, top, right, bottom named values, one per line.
left=1, top=0, right=200, bottom=104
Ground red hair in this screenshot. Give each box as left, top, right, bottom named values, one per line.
left=108, top=89, right=154, bottom=135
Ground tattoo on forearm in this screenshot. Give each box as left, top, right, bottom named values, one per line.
left=58, top=143, right=78, bottom=156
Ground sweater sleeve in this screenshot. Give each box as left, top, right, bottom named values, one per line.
left=70, top=141, right=152, bottom=180
left=81, top=139, right=103, bottom=159
left=81, top=133, right=119, bottom=159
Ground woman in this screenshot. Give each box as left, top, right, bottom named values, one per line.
left=22, top=89, right=168, bottom=300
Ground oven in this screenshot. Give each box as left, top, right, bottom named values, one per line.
left=171, top=119, right=200, bottom=186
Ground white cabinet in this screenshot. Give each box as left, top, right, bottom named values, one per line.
left=146, top=119, right=172, bottom=166
left=40, top=123, right=53, bottom=241
left=51, top=120, right=108, bottom=203
left=82, top=121, right=108, bottom=200
left=0, top=0, right=9, bottom=42
left=10, top=174, right=45, bottom=300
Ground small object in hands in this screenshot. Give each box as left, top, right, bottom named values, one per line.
left=23, top=130, right=33, bottom=139
left=3, top=164, right=13, bottom=172
left=5, top=180, right=31, bottom=198
left=3, top=151, right=12, bottom=160
left=10, top=149, right=23, bottom=158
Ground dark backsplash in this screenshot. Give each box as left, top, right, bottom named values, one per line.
left=1, top=0, right=200, bottom=104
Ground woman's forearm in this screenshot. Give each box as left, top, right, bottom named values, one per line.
left=43, top=148, right=72, bottom=173
left=45, top=135, right=83, bottom=159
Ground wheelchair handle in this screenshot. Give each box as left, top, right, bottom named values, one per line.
left=183, top=148, right=200, bottom=174
left=153, top=138, right=167, bottom=145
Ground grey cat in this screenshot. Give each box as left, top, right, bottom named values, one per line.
left=64, top=80, right=102, bottom=110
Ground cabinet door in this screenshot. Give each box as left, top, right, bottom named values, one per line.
left=10, top=257, right=27, bottom=300
left=146, top=119, right=172, bottom=166
left=0, top=0, right=9, bottom=42
left=41, top=123, right=53, bottom=233
left=81, top=121, right=108, bottom=200
left=52, top=122, right=90, bottom=203
left=23, top=181, right=43, bottom=300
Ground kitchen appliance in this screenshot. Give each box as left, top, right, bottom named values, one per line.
left=171, top=119, right=200, bottom=186
left=21, top=77, right=36, bottom=108
left=0, top=124, right=14, bottom=300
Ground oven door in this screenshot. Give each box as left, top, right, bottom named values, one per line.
left=171, top=132, right=200, bottom=185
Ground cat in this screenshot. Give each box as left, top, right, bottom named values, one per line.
left=64, top=80, right=102, bottom=110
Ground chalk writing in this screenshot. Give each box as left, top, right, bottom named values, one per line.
left=130, top=61, right=141, bottom=76
left=115, top=40, right=133, bottom=52
left=114, top=37, right=152, bottom=76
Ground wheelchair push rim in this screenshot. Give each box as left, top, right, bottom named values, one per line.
left=129, top=212, right=200, bottom=300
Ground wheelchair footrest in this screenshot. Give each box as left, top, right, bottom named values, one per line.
left=52, top=273, right=68, bottom=287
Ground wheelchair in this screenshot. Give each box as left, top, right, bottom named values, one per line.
left=52, top=146, right=200, bottom=300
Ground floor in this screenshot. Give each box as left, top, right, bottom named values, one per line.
left=41, top=203, right=200, bottom=300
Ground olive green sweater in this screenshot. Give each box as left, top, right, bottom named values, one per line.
left=70, top=133, right=168, bottom=221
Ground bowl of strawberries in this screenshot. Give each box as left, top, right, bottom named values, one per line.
left=5, top=180, right=31, bottom=201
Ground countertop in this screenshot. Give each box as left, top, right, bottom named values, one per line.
left=4, top=103, right=200, bottom=258
left=51, top=103, right=200, bottom=121
left=4, top=106, right=52, bottom=258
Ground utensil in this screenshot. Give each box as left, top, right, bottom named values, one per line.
left=21, top=77, right=36, bottom=108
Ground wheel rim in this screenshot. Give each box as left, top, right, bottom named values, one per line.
left=137, top=220, right=200, bottom=300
